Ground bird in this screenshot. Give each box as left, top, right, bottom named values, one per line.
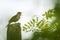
left=8, top=12, right=21, bottom=24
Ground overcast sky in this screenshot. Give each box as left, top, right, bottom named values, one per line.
left=0, top=0, right=56, bottom=40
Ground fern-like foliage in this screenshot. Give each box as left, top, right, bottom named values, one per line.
left=42, top=9, right=55, bottom=19
left=22, top=16, right=39, bottom=32
left=22, top=9, right=57, bottom=32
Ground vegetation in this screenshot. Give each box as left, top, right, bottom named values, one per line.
left=22, top=8, right=60, bottom=40
left=22, top=9, right=56, bottom=32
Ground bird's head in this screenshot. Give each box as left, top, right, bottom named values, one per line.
left=16, top=12, right=22, bottom=19
left=17, top=12, right=21, bottom=16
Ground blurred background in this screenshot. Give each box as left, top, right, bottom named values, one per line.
left=0, top=0, right=57, bottom=40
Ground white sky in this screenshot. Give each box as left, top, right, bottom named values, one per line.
left=0, top=0, right=56, bottom=40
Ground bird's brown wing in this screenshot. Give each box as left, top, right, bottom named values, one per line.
left=9, top=15, right=17, bottom=23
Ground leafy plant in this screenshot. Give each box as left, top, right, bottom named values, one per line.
left=22, top=9, right=57, bottom=32
left=42, top=9, right=55, bottom=19
left=22, top=16, right=39, bottom=32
